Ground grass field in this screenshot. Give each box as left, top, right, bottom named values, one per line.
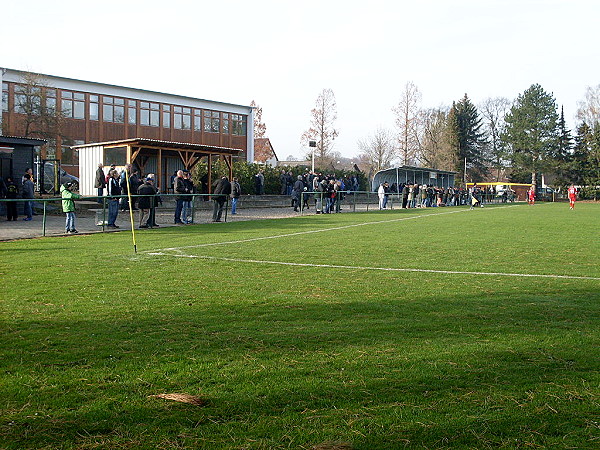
left=1, top=202, right=599, bottom=449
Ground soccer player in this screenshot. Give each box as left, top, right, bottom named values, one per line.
left=527, top=186, right=535, bottom=205
left=568, top=184, right=577, bottom=210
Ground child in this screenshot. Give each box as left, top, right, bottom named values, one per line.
left=60, top=182, right=81, bottom=233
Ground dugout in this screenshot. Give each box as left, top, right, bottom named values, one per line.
left=75, top=138, right=241, bottom=196
left=372, top=166, right=457, bottom=191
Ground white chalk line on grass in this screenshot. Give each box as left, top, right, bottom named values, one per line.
left=144, top=253, right=600, bottom=281
left=144, top=204, right=521, bottom=255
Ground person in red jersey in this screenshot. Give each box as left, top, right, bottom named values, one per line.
left=527, top=186, right=535, bottom=205
left=568, top=185, right=577, bottom=210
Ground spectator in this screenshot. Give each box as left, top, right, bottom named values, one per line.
left=212, top=176, right=231, bottom=222
left=106, top=169, right=121, bottom=228
left=279, top=170, right=287, bottom=195
left=129, top=169, right=143, bottom=210
left=144, top=174, right=161, bottom=228
left=21, top=173, right=34, bottom=221
left=173, top=170, right=186, bottom=224
left=137, top=177, right=157, bottom=228
left=230, top=177, right=241, bottom=215
left=255, top=170, right=265, bottom=195
left=5, top=176, right=18, bottom=221
left=312, top=173, right=323, bottom=214
left=60, top=181, right=81, bottom=233
left=181, top=171, right=195, bottom=224
left=291, top=175, right=304, bottom=212
left=378, top=182, right=388, bottom=210
left=94, top=163, right=106, bottom=203
left=119, top=164, right=132, bottom=211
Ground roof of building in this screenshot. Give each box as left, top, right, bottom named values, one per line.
left=0, top=135, right=47, bottom=146
left=2, top=67, right=253, bottom=112
left=71, top=138, right=241, bottom=155
left=375, top=165, right=458, bottom=176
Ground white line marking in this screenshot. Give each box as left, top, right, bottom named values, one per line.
left=144, top=205, right=520, bottom=254
left=145, top=253, right=600, bottom=281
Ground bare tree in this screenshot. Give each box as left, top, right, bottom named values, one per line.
left=11, top=71, right=68, bottom=153
left=250, top=100, right=267, bottom=138
left=415, top=107, right=456, bottom=171
left=576, top=85, right=600, bottom=129
left=357, top=128, right=395, bottom=174
left=392, top=81, right=421, bottom=165
left=479, top=97, right=511, bottom=181
left=301, top=88, right=339, bottom=168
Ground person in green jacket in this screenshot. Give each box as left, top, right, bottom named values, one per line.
left=61, top=182, right=81, bottom=233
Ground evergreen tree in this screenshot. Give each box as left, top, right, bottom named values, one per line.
left=502, top=84, right=560, bottom=188
left=449, top=94, right=488, bottom=182
left=552, top=106, right=574, bottom=185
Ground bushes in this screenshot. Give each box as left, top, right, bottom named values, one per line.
left=192, top=159, right=367, bottom=195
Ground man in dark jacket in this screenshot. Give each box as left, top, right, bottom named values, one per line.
left=212, top=176, right=231, bottom=222
left=137, top=177, right=157, bottom=228
left=173, top=170, right=186, bottom=224
left=94, top=163, right=106, bottom=203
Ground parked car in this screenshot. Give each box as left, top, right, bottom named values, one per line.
left=536, top=187, right=555, bottom=201
left=36, top=162, right=79, bottom=193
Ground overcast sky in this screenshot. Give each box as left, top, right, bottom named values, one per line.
left=3, top=0, right=599, bottom=160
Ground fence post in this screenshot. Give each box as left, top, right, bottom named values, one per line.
left=42, top=200, right=47, bottom=237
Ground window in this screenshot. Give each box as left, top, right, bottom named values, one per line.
left=89, top=95, right=99, bottom=121
left=61, top=91, right=85, bottom=119
left=222, top=113, right=229, bottom=134
left=1, top=83, right=8, bottom=112
left=104, top=146, right=127, bottom=166
left=231, top=114, right=247, bottom=136
left=162, top=104, right=170, bottom=128
left=140, top=102, right=159, bottom=127
left=128, top=100, right=137, bottom=125
left=174, top=106, right=191, bottom=129
left=194, top=109, right=202, bottom=131
left=45, top=89, right=56, bottom=112
left=14, top=85, right=41, bottom=114
left=204, top=110, right=220, bottom=133
left=102, top=96, right=125, bottom=123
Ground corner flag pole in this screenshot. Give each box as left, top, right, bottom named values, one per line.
left=125, top=166, right=137, bottom=253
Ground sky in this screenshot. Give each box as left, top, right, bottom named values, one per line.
left=3, top=0, right=599, bottom=161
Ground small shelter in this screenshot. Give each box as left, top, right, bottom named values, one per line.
left=0, top=135, right=47, bottom=188
left=74, top=138, right=241, bottom=196
left=372, top=165, right=457, bottom=191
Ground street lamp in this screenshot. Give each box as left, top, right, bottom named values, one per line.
left=309, top=140, right=316, bottom=172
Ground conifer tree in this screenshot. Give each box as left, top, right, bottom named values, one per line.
left=502, top=84, right=559, bottom=188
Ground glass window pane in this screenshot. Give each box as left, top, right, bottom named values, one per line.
left=182, top=107, right=190, bottom=114
left=164, top=104, right=171, bottom=112
left=174, top=114, right=182, bottom=129
left=194, top=115, right=202, bottom=131
left=204, top=116, right=211, bottom=132
left=103, top=96, right=113, bottom=104
left=182, top=115, right=191, bottom=129
left=115, top=98, right=124, bottom=105
left=163, top=111, right=170, bottom=128
left=46, top=89, right=56, bottom=98
left=62, top=91, right=73, bottom=99
left=114, top=106, right=125, bottom=123
left=128, top=107, right=136, bottom=125
left=2, top=91, right=9, bottom=112
left=150, top=103, right=159, bottom=110
left=223, top=119, right=229, bottom=134
left=90, top=103, right=98, bottom=121
left=74, top=101, right=85, bottom=119
left=46, top=97, right=56, bottom=111
left=150, top=110, right=159, bottom=127
left=62, top=99, right=73, bottom=117
left=211, top=118, right=219, bottom=132
left=90, top=95, right=98, bottom=102
left=140, top=102, right=149, bottom=109
left=103, top=104, right=113, bottom=122
left=74, top=92, right=85, bottom=100
left=140, top=109, right=149, bottom=126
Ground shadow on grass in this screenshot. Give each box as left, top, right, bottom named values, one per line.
left=2, top=285, right=599, bottom=448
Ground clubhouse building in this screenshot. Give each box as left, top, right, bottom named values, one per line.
left=1, top=68, right=254, bottom=184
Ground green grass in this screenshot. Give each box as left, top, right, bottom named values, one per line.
left=1, top=202, right=599, bottom=449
